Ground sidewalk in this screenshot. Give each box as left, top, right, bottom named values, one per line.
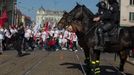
left=127, top=56, right=134, bottom=65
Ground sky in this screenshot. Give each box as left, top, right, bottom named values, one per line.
left=17, top=0, right=99, bottom=20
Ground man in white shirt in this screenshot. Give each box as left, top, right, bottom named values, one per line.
left=0, top=26, right=4, bottom=54
left=24, top=27, right=34, bottom=51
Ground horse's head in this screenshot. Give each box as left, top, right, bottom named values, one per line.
left=67, top=20, right=83, bottom=32
left=67, top=3, right=83, bottom=22
left=57, top=3, right=95, bottom=33
left=57, top=11, right=69, bottom=30
left=67, top=4, right=95, bottom=33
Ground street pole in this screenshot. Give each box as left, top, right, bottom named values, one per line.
left=14, top=2, right=17, bottom=25
left=11, top=0, right=14, bottom=25
left=11, top=0, right=16, bottom=25
left=0, top=0, right=3, bottom=16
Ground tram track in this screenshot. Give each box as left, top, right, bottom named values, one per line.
left=101, top=55, right=126, bottom=75
left=0, top=53, right=21, bottom=67
left=22, top=51, right=52, bottom=75
left=74, top=51, right=87, bottom=75
left=0, top=50, right=128, bottom=75
left=1, top=51, right=49, bottom=75
left=0, top=57, right=15, bottom=66
left=74, top=50, right=127, bottom=75
left=0, top=50, right=53, bottom=75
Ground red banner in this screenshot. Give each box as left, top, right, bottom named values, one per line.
left=44, top=22, right=49, bottom=31
left=0, top=0, right=2, bottom=4
left=0, top=10, right=8, bottom=27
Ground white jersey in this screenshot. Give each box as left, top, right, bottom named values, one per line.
left=4, top=29, right=11, bottom=38
left=54, top=30, right=59, bottom=38
left=72, top=32, right=77, bottom=41
left=24, top=29, right=32, bottom=38
left=49, top=30, right=54, bottom=37
left=41, top=31, right=47, bottom=41
left=10, top=28, right=17, bottom=34
left=58, top=33, right=63, bottom=44
left=35, top=32, right=41, bottom=38
left=0, top=28, right=4, bottom=39
left=63, top=30, right=69, bottom=39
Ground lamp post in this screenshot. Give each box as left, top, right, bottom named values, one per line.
left=11, top=0, right=17, bottom=26
left=0, top=0, right=3, bottom=16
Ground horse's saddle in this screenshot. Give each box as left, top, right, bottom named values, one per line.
left=103, top=25, right=121, bottom=44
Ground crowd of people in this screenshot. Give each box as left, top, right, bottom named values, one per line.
left=34, top=27, right=78, bottom=52
left=0, top=23, right=78, bottom=56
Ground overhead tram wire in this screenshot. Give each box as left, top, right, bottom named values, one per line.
left=17, top=5, right=35, bottom=13
left=17, top=4, right=36, bottom=20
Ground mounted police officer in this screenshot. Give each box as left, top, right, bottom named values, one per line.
left=93, top=0, right=119, bottom=50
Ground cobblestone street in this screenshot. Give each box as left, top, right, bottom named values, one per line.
left=0, top=50, right=84, bottom=75
left=0, top=50, right=134, bottom=75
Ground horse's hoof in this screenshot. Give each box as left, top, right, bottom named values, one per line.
left=84, top=59, right=90, bottom=65
left=17, top=54, right=24, bottom=57
left=0, top=52, right=3, bottom=55
left=120, top=72, right=126, bottom=75
left=17, top=53, right=30, bottom=57
left=119, top=67, right=124, bottom=72
left=23, top=53, right=31, bottom=55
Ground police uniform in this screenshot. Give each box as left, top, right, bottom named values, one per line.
left=95, top=0, right=119, bottom=49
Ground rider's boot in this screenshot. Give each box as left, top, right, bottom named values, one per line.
left=95, top=29, right=104, bottom=50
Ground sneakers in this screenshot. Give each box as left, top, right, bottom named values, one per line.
left=69, top=49, right=73, bottom=51
left=74, top=49, right=78, bottom=52
left=56, top=49, right=59, bottom=51
left=62, top=48, right=67, bottom=50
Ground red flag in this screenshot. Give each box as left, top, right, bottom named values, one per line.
left=44, top=21, right=49, bottom=31
left=0, top=0, right=2, bottom=4
left=0, top=10, right=8, bottom=27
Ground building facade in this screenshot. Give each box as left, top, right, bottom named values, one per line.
left=101, top=0, right=134, bottom=27
left=120, top=0, right=134, bottom=26
left=0, top=0, right=17, bottom=27
left=36, top=6, right=64, bottom=27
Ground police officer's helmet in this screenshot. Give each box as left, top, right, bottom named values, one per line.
left=107, top=0, right=118, bottom=4
left=96, top=1, right=106, bottom=9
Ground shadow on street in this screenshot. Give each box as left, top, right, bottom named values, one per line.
left=60, top=62, right=133, bottom=75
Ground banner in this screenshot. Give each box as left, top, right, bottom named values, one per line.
left=33, top=20, right=41, bottom=35
left=0, top=9, right=8, bottom=27
left=44, top=21, right=49, bottom=31
left=0, top=0, right=2, bottom=4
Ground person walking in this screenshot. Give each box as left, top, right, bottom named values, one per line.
left=0, top=26, right=4, bottom=54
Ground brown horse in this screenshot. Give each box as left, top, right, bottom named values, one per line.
left=57, top=3, right=132, bottom=75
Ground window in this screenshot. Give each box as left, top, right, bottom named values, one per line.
left=129, top=12, right=134, bottom=21
left=130, top=0, right=134, bottom=5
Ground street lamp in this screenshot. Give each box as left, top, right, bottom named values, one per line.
left=0, top=1, right=3, bottom=16
left=11, top=1, right=17, bottom=26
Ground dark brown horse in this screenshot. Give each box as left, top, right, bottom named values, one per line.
left=57, top=3, right=132, bottom=75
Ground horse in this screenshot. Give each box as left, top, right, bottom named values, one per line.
left=57, top=3, right=132, bottom=75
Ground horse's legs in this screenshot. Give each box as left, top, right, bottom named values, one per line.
left=83, top=47, right=90, bottom=64
left=90, top=50, right=101, bottom=75
left=119, top=50, right=128, bottom=71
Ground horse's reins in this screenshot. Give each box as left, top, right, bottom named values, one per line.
left=85, top=22, right=100, bottom=35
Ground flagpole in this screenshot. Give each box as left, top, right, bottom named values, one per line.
left=11, top=0, right=14, bottom=25
left=11, top=0, right=16, bottom=25
left=1, top=0, right=3, bottom=16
